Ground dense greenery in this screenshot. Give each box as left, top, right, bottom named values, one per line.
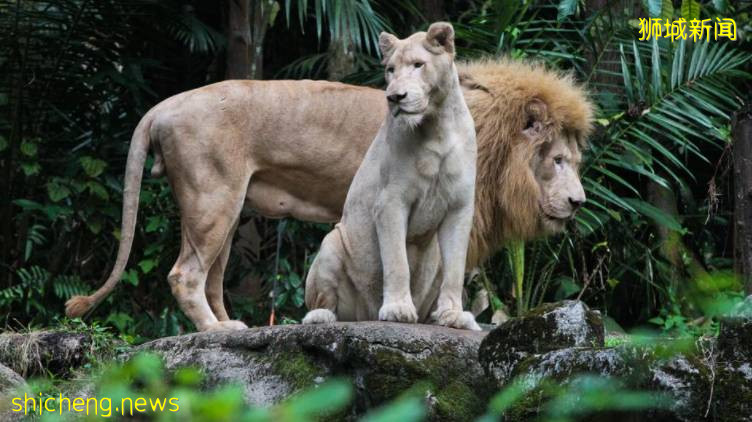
left=1, top=0, right=750, bottom=341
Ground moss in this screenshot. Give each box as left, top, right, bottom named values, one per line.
left=502, top=387, right=546, bottom=422
left=712, top=363, right=752, bottom=421
left=272, top=352, right=321, bottom=391
left=363, top=373, right=416, bottom=404
left=434, top=380, right=485, bottom=421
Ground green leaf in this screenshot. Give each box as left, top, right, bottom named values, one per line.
left=13, top=199, right=43, bottom=211
left=650, top=37, right=662, bottom=100
left=122, top=269, right=139, bottom=286
left=712, top=0, right=727, bottom=12
left=555, top=276, right=581, bottom=300
left=289, top=272, right=302, bottom=288
left=21, top=162, right=41, bottom=176
left=646, top=0, right=662, bottom=17
left=680, top=0, right=700, bottom=21
left=292, top=288, right=304, bottom=307
left=20, top=139, right=37, bottom=157
left=138, top=259, right=157, bottom=274
left=80, top=156, right=107, bottom=178
left=87, top=219, right=102, bottom=234
left=557, top=0, right=577, bottom=21
left=486, top=376, right=540, bottom=415
left=47, top=180, right=71, bottom=202
left=622, top=198, right=685, bottom=233
left=660, top=0, right=674, bottom=21
left=279, top=379, right=353, bottom=419
left=86, top=181, right=109, bottom=200
left=145, top=215, right=166, bottom=233
left=361, top=396, right=425, bottom=422
left=0, top=135, right=7, bottom=151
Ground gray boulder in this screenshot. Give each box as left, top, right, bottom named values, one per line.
left=479, top=300, right=605, bottom=385
left=0, top=363, right=26, bottom=422
left=0, top=331, right=91, bottom=377
left=135, top=321, right=493, bottom=421
left=477, top=300, right=752, bottom=422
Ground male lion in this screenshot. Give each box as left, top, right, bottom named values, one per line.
left=65, top=56, right=592, bottom=332
left=303, top=23, right=479, bottom=330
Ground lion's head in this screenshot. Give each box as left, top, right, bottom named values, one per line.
left=460, top=59, right=594, bottom=266
left=378, top=22, right=457, bottom=127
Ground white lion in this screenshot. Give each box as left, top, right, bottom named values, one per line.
left=302, top=22, right=480, bottom=330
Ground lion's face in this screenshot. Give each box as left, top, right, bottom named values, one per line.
left=379, top=23, right=456, bottom=127
left=533, top=133, right=585, bottom=234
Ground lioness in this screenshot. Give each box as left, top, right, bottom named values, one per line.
left=303, top=23, right=479, bottom=330
left=65, top=56, right=592, bottom=332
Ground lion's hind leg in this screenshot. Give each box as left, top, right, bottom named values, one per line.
left=167, top=189, right=248, bottom=332
left=302, top=229, right=348, bottom=325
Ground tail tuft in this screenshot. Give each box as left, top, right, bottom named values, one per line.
left=65, top=295, right=95, bottom=318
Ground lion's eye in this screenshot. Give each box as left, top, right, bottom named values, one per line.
left=387, top=66, right=395, bottom=73
left=554, top=156, right=564, bottom=165
left=414, top=62, right=424, bottom=68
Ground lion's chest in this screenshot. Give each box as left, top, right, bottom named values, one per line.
left=406, top=147, right=465, bottom=241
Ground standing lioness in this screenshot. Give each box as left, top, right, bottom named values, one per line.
left=303, top=23, right=480, bottom=330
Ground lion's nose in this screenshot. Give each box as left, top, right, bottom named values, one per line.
left=387, top=92, right=407, bottom=103
left=569, top=196, right=585, bottom=209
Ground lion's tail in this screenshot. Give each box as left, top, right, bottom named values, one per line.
left=65, top=111, right=155, bottom=318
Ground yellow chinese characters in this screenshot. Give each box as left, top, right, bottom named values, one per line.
left=638, top=17, right=737, bottom=42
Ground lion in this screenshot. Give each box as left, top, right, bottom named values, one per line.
left=302, top=23, right=479, bottom=330
left=65, top=56, right=592, bottom=332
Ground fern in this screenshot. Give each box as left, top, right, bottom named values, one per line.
left=52, top=274, right=89, bottom=300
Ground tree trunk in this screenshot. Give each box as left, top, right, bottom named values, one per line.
left=225, top=0, right=252, bottom=79
left=327, top=35, right=355, bottom=81
left=417, top=0, right=445, bottom=22
left=646, top=180, right=708, bottom=281
left=733, top=105, right=752, bottom=295
left=249, top=0, right=274, bottom=79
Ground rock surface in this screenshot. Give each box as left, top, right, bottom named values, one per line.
left=479, top=300, right=752, bottom=422
left=479, top=300, right=605, bottom=385
left=0, top=331, right=91, bottom=377
left=135, top=322, right=492, bottom=421
left=0, top=363, right=25, bottom=393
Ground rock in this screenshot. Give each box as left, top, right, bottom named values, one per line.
left=714, top=295, right=752, bottom=420
left=479, top=300, right=604, bottom=385
left=0, top=363, right=27, bottom=422
left=0, top=331, right=91, bottom=377
left=476, top=301, right=743, bottom=421
left=134, top=322, right=492, bottom=421
left=0, top=363, right=25, bottom=393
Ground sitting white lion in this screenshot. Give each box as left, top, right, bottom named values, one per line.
left=302, top=22, right=480, bottom=330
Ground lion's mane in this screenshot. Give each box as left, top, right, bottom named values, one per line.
left=460, top=59, right=594, bottom=266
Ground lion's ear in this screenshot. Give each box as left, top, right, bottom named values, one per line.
left=458, top=72, right=490, bottom=94
left=523, top=98, right=549, bottom=138
left=425, top=22, right=454, bottom=55
left=379, top=32, right=399, bottom=63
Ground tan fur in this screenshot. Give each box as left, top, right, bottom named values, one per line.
left=459, top=59, right=593, bottom=265
left=64, top=58, right=593, bottom=332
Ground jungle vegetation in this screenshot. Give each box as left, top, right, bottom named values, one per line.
left=1, top=0, right=751, bottom=342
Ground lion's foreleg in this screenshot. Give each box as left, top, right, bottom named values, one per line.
left=431, top=205, right=480, bottom=331
left=374, top=198, right=418, bottom=323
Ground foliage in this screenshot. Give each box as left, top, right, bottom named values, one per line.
left=0, top=0, right=750, bottom=340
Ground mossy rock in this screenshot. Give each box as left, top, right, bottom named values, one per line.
left=136, top=322, right=491, bottom=420
left=479, top=300, right=605, bottom=386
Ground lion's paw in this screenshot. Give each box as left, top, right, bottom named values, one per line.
left=379, top=300, right=418, bottom=323
left=431, top=309, right=481, bottom=331
left=302, top=309, right=337, bottom=324
left=205, top=320, right=248, bottom=331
